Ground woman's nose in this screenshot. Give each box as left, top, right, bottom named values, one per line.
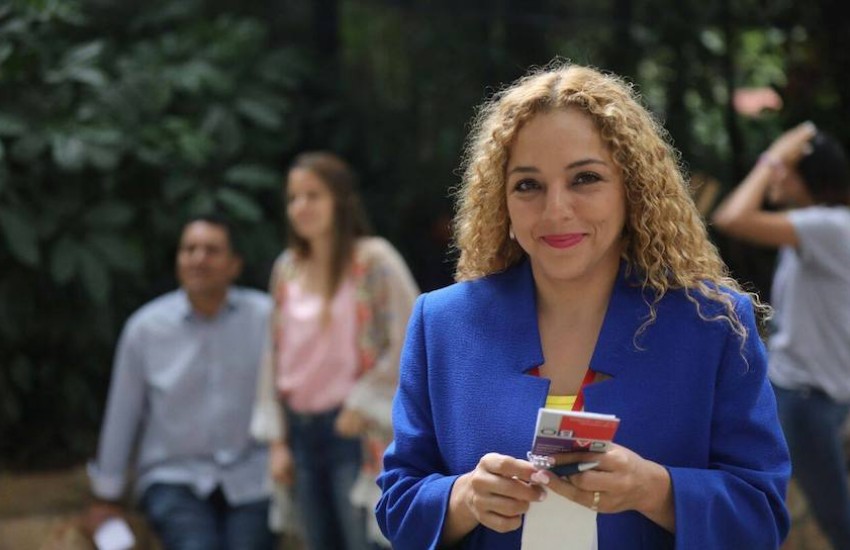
left=543, top=185, right=574, bottom=219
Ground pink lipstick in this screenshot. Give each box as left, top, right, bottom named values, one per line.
left=541, top=234, right=584, bottom=249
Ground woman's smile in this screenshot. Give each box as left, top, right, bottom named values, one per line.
left=540, top=233, right=585, bottom=249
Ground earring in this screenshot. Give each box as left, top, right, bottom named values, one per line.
left=508, top=226, right=515, bottom=240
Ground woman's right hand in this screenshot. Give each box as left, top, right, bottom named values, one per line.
left=442, top=453, right=544, bottom=543
left=765, top=121, right=817, bottom=167
left=269, top=441, right=295, bottom=486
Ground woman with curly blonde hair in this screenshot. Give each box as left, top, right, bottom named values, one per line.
left=377, top=62, right=790, bottom=549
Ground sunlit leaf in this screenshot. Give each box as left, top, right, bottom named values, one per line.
left=235, top=98, right=281, bottom=129
left=51, top=134, right=86, bottom=170
left=63, top=41, right=104, bottom=67
left=66, top=66, right=108, bottom=87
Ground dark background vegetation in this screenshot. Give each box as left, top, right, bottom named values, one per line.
left=1, top=0, right=848, bottom=470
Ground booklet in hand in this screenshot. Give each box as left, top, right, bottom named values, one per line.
left=528, top=408, right=620, bottom=468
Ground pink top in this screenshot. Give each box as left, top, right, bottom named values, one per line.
left=276, top=276, right=359, bottom=413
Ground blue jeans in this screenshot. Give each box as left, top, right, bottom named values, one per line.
left=773, top=384, right=850, bottom=549
left=286, top=406, right=370, bottom=550
left=140, top=484, right=275, bottom=550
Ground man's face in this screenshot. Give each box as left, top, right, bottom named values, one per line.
left=176, top=221, right=242, bottom=298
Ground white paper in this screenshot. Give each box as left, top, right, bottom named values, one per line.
left=521, top=490, right=598, bottom=550
left=93, top=517, right=136, bottom=550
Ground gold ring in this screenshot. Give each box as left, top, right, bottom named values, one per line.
left=591, top=491, right=600, bottom=511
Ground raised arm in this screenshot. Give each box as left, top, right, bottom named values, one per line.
left=712, top=121, right=817, bottom=247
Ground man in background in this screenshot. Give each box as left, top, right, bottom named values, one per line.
left=86, top=214, right=276, bottom=549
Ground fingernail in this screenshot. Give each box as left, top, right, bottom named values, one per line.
left=538, top=489, right=548, bottom=501
left=530, top=470, right=550, bottom=485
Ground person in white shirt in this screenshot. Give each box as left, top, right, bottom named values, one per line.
left=713, top=122, right=850, bottom=549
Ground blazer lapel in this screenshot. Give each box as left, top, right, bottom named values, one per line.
left=584, top=263, right=651, bottom=412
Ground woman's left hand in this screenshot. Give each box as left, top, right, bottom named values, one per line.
left=335, top=407, right=369, bottom=437
left=538, top=443, right=674, bottom=531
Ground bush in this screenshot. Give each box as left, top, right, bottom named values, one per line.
left=0, top=0, right=324, bottom=470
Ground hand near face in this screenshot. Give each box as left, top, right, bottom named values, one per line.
left=766, top=121, right=817, bottom=167
left=454, top=453, right=546, bottom=534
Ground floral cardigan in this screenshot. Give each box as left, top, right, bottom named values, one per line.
left=251, top=236, right=420, bottom=537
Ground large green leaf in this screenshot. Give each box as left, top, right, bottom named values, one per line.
left=49, top=235, right=78, bottom=284
left=86, top=143, right=121, bottom=171
left=162, top=174, right=197, bottom=203
left=224, top=164, right=281, bottom=190
left=169, top=59, right=230, bottom=94
left=0, top=113, right=27, bottom=137
left=51, top=134, right=87, bottom=170
left=0, top=206, right=40, bottom=266
left=63, top=41, right=104, bottom=67
left=88, top=232, right=143, bottom=271
left=216, top=187, right=262, bottom=221
left=77, top=246, right=110, bottom=304
left=10, top=134, right=47, bottom=162
left=65, top=65, right=108, bottom=87
left=0, top=42, right=12, bottom=65
left=235, top=98, right=281, bottom=129
left=187, top=190, right=215, bottom=216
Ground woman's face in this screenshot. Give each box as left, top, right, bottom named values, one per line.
left=286, top=167, right=335, bottom=242
left=505, top=108, right=627, bottom=287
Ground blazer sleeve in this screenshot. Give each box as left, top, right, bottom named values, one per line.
left=668, top=294, right=791, bottom=549
left=376, top=293, right=458, bottom=550
left=345, top=238, right=420, bottom=432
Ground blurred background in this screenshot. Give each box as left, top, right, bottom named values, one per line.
left=0, top=0, right=847, bottom=547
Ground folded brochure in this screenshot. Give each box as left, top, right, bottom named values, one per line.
left=530, top=408, right=620, bottom=458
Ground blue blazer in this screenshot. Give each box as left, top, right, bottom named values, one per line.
left=377, top=260, right=790, bottom=549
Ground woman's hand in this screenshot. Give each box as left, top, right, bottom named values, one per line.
left=765, top=121, right=817, bottom=168
left=441, top=453, right=545, bottom=544
left=82, top=500, right=124, bottom=537
left=269, top=440, right=295, bottom=486
left=334, top=407, right=369, bottom=437
left=537, top=444, right=675, bottom=532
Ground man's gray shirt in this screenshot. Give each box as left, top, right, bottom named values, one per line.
left=89, top=287, right=274, bottom=504
left=768, top=206, right=850, bottom=402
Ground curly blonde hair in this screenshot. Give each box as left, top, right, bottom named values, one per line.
left=453, top=62, right=768, bottom=341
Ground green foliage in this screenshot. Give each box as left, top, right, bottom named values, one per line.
left=0, top=0, right=323, bottom=470
left=2, top=0, right=848, bottom=472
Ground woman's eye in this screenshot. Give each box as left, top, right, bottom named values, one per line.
left=514, top=178, right=540, bottom=192
left=574, top=172, right=602, bottom=186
